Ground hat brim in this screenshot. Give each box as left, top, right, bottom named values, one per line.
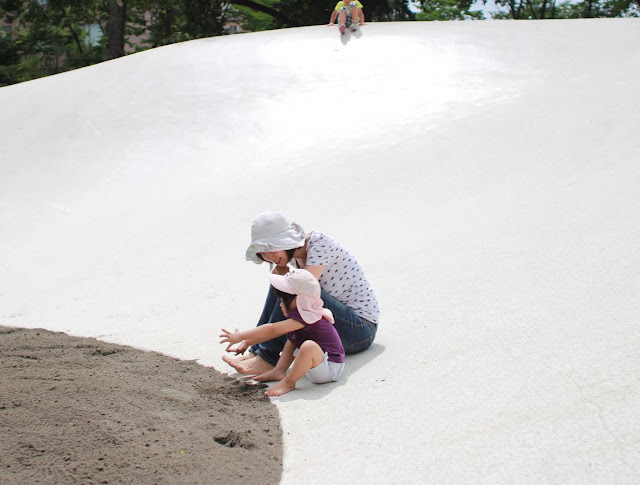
left=245, top=243, right=267, bottom=264
left=268, top=273, right=296, bottom=295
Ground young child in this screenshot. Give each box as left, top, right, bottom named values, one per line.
left=220, top=269, right=345, bottom=396
left=328, top=1, right=365, bottom=34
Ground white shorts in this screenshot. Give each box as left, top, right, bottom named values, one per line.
left=304, top=352, right=345, bottom=384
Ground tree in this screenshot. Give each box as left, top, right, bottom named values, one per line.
left=224, top=0, right=415, bottom=28
left=107, top=0, right=126, bottom=58
left=229, top=2, right=278, bottom=32
left=415, top=0, right=484, bottom=20
left=490, top=0, right=638, bottom=18
left=229, top=0, right=295, bottom=27
left=183, top=0, right=223, bottom=37
left=0, top=0, right=106, bottom=84
left=364, top=0, right=415, bottom=21
left=560, top=0, right=639, bottom=17
left=0, top=25, right=23, bottom=86
left=133, top=0, right=224, bottom=48
left=3, top=0, right=637, bottom=87
left=489, top=0, right=562, bottom=19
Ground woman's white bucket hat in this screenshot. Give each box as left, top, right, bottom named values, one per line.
left=245, top=211, right=306, bottom=264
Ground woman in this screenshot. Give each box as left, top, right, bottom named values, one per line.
left=224, top=211, right=379, bottom=376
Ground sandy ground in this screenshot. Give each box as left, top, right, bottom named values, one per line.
left=0, top=326, right=282, bottom=484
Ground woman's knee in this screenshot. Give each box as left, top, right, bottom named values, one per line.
left=344, top=334, right=373, bottom=354
left=343, top=322, right=376, bottom=354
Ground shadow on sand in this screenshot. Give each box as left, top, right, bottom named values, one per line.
left=273, top=342, right=385, bottom=401
left=340, top=26, right=364, bottom=45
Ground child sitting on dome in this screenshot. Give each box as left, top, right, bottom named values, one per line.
left=220, top=269, right=345, bottom=396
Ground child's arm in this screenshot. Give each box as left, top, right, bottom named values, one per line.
left=220, top=319, right=303, bottom=355
left=275, top=340, right=296, bottom=372
left=328, top=9, right=338, bottom=25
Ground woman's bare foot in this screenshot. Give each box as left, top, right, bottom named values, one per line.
left=222, top=352, right=254, bottom=369
left=265, top=379, right=296, bottom=397
left=225, top=355, right=274, bottom=375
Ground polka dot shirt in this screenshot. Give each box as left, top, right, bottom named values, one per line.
left=301, top=232, right=379, bottom=324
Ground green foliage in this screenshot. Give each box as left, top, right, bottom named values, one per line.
left=416, top=0, right=484, bottom=20
left=276, top=0, right=331, bottom=25
left=0, top=0, right=229, bottom=84
left=490, top=0, right=562, bottom=18
left=182, top=0, right=223, bottom=37
left=2, top=0, right=638, bottom=87
left=490, top=0, right=638, bottom=18
left=367, top=0, right=415, bottom=21
left=562, top=0, right=640, bottom=17
left=232, top=3, right=277, bottom=32
left=132, top=0, right=224, bottom=48
left=0, top=33, right=23, bottom=86
left=1, top=0, right=106, bottom=85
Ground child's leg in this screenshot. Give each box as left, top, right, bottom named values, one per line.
left=338, top=8, right=347, bottom=27
left=350, top=2, right=358, bottom=24
left=255, top=340, right=295, bottom=383
left=306, top=355, right=344, bottom=384
left=265, top=341, right=325, bottom=397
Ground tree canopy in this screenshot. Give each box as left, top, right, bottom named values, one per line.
left=1, top=0, right=638, bottom=86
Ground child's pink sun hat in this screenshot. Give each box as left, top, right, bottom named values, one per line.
left=268, top=269, right=334, bottom=325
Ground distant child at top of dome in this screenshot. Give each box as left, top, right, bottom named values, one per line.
left=329, top=1, right=365, bottom=34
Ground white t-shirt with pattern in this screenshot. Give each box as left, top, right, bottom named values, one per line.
left=300, top=232, right=379, bottom=324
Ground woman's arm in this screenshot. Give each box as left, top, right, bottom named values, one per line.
left=304, top=265, right=325, bottom=280
left=220, top=319, right=303, bottom=354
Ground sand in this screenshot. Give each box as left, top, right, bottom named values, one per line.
left=0, top=326, right=283, bottom=484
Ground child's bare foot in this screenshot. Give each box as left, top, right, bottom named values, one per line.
left=223, top=352, right=253, bottom=363
left=265, top=379, right=296, bottom=397
left=254, top=369, right=286, bottom=383
left=226, top=355, right=274, bottom=375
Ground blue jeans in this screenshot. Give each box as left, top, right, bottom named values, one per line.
left=250, top=285, right=378, bottom=366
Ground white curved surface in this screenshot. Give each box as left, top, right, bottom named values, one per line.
left=2, top=19, right=639, bottom=483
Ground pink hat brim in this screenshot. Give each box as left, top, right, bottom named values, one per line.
left=268, top=273, right=296, bottom=295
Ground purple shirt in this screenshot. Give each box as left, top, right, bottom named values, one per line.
left=287, top=310, right=345, bottom=363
